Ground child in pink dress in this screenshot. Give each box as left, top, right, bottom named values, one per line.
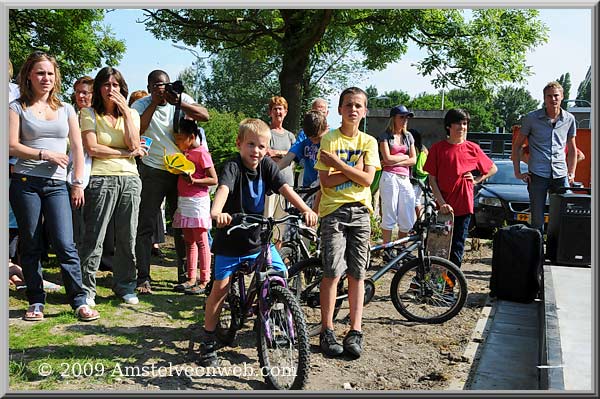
left=172, top=119, right=218, bottom=294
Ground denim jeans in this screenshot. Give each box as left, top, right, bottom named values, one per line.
left=528, top=173, right=569, bottom=232
left=450, top=214, right=471, bottom=269
left=79, top=175, right=141, bottom=299
left=136, top=163, right=185, bottom=285
left=9, top=174, right=87, bottom=309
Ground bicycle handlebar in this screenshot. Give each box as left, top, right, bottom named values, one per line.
left=225, top=213, right=302, bottom=235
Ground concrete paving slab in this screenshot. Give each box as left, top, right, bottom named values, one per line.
left=465, top=299, right=540, bottom=390
left=549, top=266, right=592, bottom=391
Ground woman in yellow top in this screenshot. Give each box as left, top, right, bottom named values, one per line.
left=79, top=67, right=147, bottom=307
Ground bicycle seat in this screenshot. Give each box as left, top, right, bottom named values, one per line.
left=237, top=261, right=254, bottom=275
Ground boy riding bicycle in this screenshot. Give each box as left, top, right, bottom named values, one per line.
left=199, top=118, right=317, bottom=367
left=315, top=87, right=381, bottom=358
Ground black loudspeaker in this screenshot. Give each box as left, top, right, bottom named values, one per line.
left=546, top=188, right=591, bottom=266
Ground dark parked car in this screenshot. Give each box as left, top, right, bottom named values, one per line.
left=470, top=160, right=548, bottom=238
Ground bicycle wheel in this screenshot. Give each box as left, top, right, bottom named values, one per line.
left=279, top=243, right=300, bottom=269
left=390, top=256, right=467, bottom=324
left=256, top=285, right=310, bottom=390
left=288, top=258, right=344, bottom=337
left=215, top=283, right=242, bottom=345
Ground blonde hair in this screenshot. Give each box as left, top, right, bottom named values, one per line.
left=238, top=118, right=271, bottom=143
left=268, top=96, right=288, bottom=112
left=543, top=81, right=564, bottom=95
left=9, top=59, right=13, bottom=79
left=128, top=89, right=149, bottom=106
left=18, top=51, right=62, bottom=110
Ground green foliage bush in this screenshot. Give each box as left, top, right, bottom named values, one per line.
left=201, top=108, right=246, bottom=171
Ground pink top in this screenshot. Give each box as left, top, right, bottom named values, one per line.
left=177, top=146, right=214, bottom=198
left=383, top=141, right=410, bottom=176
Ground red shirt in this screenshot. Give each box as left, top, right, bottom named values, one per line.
left=423, top=140, right=494, bottom=216
left=177, top=146, right=214, bottom=198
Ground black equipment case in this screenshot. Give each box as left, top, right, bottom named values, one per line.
left=547, top=187, right=591, bottom=266
left=490, top=224, right=544, bottom=303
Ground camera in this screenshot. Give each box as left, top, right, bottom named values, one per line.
left=165, top=80, right=184, bottom=96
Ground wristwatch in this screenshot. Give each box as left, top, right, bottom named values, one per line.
left=72, top=178, right=84, bottom=186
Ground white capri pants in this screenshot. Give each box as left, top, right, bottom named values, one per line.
left=380, top=171, right=416, bottom=233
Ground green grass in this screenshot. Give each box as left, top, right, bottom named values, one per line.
left=8, top=248, right=207, bottom=390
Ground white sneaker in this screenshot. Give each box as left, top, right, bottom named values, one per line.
left=85, top=297, right=96, bottom=307
left=122, top=294, right=139, bottom=305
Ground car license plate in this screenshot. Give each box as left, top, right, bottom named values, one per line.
left=516, top=213, right=548, bottom=223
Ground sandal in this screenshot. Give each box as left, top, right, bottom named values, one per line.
left=136, top=281, right=153, bottom=295
left=23, top=303, right=44, bottom=321
left=185, top=284, right=206, bottom=296
left=173, top=281, right=196, bottom=293
left=75, top=304, right=100, bottom=322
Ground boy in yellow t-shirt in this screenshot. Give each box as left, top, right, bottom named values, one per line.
left=314, top=87, right=381, bottom=359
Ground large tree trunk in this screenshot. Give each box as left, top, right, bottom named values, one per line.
left=279, top=9, right=333, bottom=133
left=280, top=53, right=310, bottom=133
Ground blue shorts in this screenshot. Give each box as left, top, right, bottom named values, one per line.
left=214, top=244, right=286, bottom=281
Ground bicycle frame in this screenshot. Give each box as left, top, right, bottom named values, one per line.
left=226, top=214, right=300, bottom=343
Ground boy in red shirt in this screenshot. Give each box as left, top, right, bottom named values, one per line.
left=423, top=109, right=497, bottom=269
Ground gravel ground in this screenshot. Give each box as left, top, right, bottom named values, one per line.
left=9, top=238, right=493, bottom=392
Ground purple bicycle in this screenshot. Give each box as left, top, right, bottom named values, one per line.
left=209, top=213, right=310, bottom=390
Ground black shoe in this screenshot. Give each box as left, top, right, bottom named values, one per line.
left=343, top=329, right=364, bottom=358
left=198, top=339, right=219, bottom=368
left=319, top=328, right=343, bottom=357
left=382, top=248, right=396, bottom=263
left=151, top=247, right=165, bottom=258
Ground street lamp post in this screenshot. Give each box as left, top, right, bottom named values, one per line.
left=364, top=95, right=391, bottom=133
left=172, top=44, right=203, bottom=59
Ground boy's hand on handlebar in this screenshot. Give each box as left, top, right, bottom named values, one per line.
left=302, top=210, right=318, bottom=227
left=439, top=204, right=454, bottom=215
left=214, top=212, right=232, bottom=228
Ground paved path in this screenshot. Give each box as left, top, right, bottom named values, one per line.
left=466, top=299, right=540, bottom=390
left=549, top=265, right=592, bottom=390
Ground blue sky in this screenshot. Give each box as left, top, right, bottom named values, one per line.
left=95, top=8, right=592, bottom=128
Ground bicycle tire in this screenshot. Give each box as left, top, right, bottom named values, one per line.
left=215, top=283, right=242, bottom=345
left=390, top=256, right=467, bottom=324
left=256, top=285, right=310, bottom=390
left=288, top=258, right=344, bottom=337
left=279, top=243, right=300, bottom=269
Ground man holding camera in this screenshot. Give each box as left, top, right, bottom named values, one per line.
left=131, top=69, right=209, bottom=294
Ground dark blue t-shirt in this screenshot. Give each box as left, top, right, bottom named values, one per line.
left=212, top=154, right=286, bottom=256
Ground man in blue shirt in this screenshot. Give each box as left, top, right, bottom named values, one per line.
left=512, top=81, right=578, bottom=232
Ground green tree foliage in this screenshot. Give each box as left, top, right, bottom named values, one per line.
left=370, top=90, right=410, bottom=108
left=556, top=73, right=572, bottom=108
left=201, top=109, right=246, bottom=170
left=365, top=85, right=379, bottom=99
left=141, top=8, right=548, bottom=132
left=493, top=86, right=539, bottom=130
left=9, top=9, right=125, bottom=93
left=409, top=91, right=455, bottom=111
left=177, top=62, right=205, bottom=104
left=445, top=88, right=501, bottom=132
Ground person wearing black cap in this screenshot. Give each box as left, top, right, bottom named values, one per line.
left=377, top=105, right=417, bottom=262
